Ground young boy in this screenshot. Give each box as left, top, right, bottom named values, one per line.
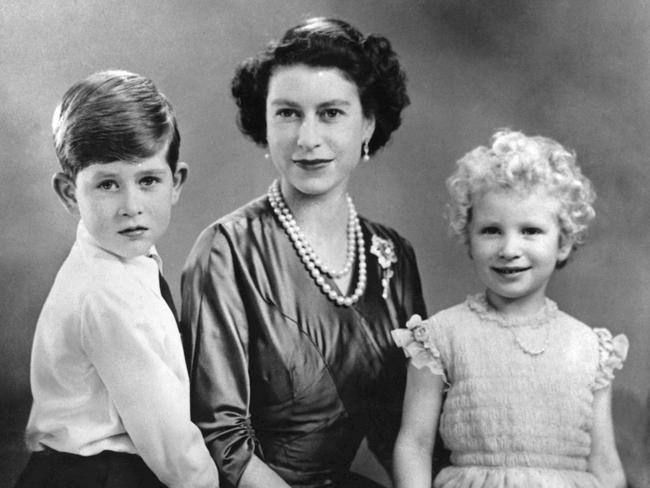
left=15, top=71, right=219, bottom=488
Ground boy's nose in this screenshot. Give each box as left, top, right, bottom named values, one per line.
left=296, top=116, right=321, bottom=150
left=120, top=188, right=144, bottom=216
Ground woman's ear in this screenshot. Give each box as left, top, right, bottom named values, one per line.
left=52, top=172, right=79, bottom=216
left=170, top=162, right=189, bottom=205
left=363, top=115, right=376, bottom=145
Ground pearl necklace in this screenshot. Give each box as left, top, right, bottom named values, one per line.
left=467, top=293, right=554, bottom=357
left=509, top=325, right=549, bottom=356
left=267, top=180, right=367, bottom=307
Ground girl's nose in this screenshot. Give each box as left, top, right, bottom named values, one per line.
left=120, top=187, right=144, bottom=216
left=296, top=116, right=321, bottom=150
left=498, top=234, right=521, bottom=259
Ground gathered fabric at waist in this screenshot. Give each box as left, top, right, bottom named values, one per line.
left=258, top=411, right=366, bottom=488
left=435, top=465, right=601, bottom=488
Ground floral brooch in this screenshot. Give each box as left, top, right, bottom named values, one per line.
left=370, top=235, right=397, bottom=299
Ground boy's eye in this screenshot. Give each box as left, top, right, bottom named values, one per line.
left=480, top=226, right=500, bottom=235
left=97, top=180, right=118, bottom=191
left=140, top=176, right=161, bottom=187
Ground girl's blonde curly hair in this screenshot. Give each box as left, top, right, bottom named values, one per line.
left=446, top=130, right=596, bottom=253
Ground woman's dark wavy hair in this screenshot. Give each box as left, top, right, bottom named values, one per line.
left=231, top=17, right=409, bottom=155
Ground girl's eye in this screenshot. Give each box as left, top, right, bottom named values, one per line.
left=97, top=180, right=118, bottom=191
left=140, top=176, right=161, bottom=187
left=522, top=227, right=543, bottom=235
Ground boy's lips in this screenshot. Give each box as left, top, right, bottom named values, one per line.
left=118, top=226, right=149, bottom=237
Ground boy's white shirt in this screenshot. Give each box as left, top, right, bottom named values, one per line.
left=26, top=221, right=218, bottom=488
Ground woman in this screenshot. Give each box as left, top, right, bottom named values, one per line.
left=181, top=17, right=433, bottom=488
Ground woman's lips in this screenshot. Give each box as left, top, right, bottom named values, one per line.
left=293, top=158, right=333, bottom=168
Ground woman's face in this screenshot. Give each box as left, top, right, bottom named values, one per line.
left=265, top=64, right=375, bottom=199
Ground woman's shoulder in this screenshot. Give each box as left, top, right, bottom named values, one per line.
left=359, top=215, right=418, bottom=261
left=360, top=215, right=407, bottom=242
left=208, top=195, right=271, bottom=233
left=191, top=195, right=271, bottom=245
left=184, top=195, right=272, bottom=269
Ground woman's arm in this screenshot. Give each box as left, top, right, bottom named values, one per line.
left=393, top=363, right=444, bottom=488
left=182, top=227, right=269, bottom=487
left=588, top=386, right=626, bottom=488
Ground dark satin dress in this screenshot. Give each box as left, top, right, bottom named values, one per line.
left=180, top=196, right=427, bottom=488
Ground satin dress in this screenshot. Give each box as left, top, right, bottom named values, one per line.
left=180, top=196, right=427, bottom=488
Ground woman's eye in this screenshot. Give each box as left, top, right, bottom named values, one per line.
left=321, top=108, right=343, bottom=119
left=97, top=180, right=118, bottom=191
left=140, top=176, right=161, bottom=187
left=276, top=108, right=299, bottom=118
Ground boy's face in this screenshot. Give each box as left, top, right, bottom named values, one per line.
left=54, top=148, right=187, bottom=259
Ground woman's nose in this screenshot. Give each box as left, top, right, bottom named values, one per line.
left=120, top=187, right=144, bottom=216
left=297, top=116, right=321, bottom=150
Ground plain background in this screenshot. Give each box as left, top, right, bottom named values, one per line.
left=1, top=1, right=649, bottom=486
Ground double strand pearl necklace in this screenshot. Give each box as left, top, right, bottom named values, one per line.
left=267, top=180, right=367, bottom=307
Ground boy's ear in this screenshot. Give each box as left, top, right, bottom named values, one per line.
left=170, top=162, right=189, bottom=205
left=52, top=172, right=80, bottom=216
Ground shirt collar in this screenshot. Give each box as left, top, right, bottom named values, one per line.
left=75, top=220, right=163, bottom=274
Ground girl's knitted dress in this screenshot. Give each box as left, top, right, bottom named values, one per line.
left=392, top=293, right=628, bottom=488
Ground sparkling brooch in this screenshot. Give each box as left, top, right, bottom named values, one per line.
left=370, top=235, right=397, bottom=299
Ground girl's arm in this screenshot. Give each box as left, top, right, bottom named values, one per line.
left=588, top=385, right=626, bottom=488
left=393, top=363, right=444, bottom=488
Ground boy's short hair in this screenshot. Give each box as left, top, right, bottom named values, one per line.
left=446, top=129, right=596, bottom=253
left=52, top=70, right=180, bottom=177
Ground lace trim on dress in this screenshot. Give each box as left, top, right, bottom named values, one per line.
left=391, top=314, right=447, bottom=382
left=466, top=293, right=559, bottom=329
left=593, top=328, right=629, bottom=390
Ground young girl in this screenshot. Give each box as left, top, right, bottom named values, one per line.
left=392, top=130, right=628, bottom=488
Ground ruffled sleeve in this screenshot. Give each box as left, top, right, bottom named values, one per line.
left=593, top=328, right=629, bottom=390
left=391, top=314, right=446, bottom=381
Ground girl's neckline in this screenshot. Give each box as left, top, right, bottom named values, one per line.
left=466, top=292, right=558, bottom=329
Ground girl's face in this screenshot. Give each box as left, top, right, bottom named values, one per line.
left=265, top=64, right=375, bottom=200
left=468, top=188, right=572, bottom=315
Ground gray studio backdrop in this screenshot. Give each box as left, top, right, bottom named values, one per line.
left=1, top=1, right=649, bottom=486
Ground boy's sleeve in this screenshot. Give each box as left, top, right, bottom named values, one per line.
left=180, top=226, right=261, bottom=488
left=79, top=284, right=219, bottom=488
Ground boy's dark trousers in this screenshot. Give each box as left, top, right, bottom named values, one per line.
left=14, top=448, right=166, bottom=488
